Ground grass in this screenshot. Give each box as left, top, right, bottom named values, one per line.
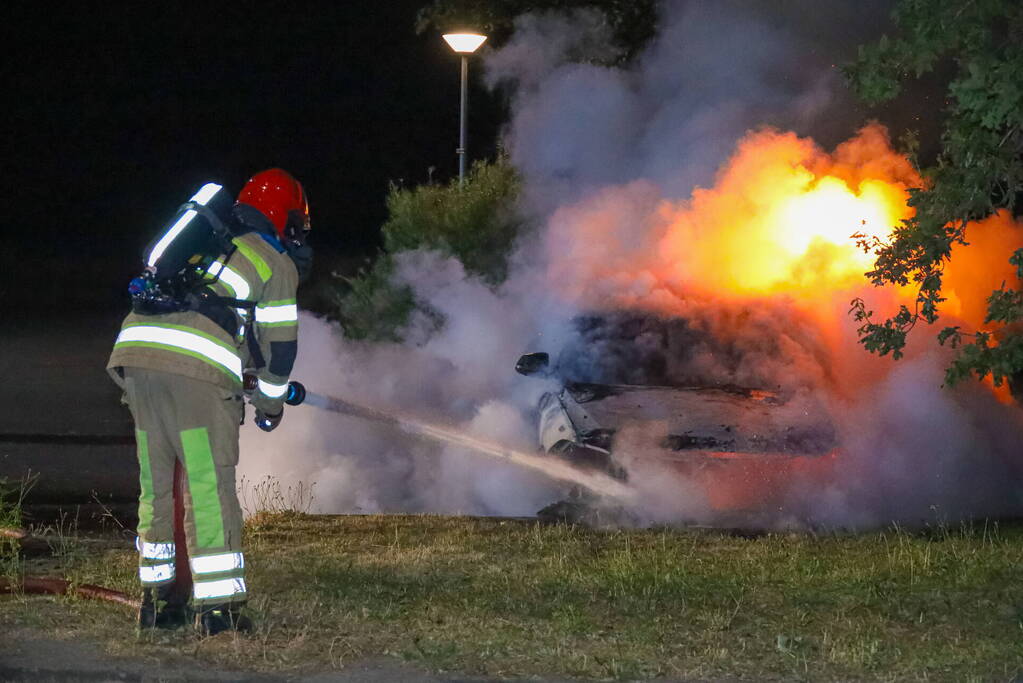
left=1, top=513, right=1021, bottom=680
left=1, top=515, right=1023, bottom=678
left=238, top=474, right=317, bottom=518
left=0, top=475, right=36, bottom=579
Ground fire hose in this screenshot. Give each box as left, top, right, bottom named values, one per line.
left=291, top=385, right=635, bottom=502
left=2, top=379, right=631, bottom=611
left=0, top=575, right=140, bottom=608
left=0, top=528, right=140, bottom=608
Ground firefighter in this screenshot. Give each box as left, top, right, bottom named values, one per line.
left=108, top=168, right=311, bottom=635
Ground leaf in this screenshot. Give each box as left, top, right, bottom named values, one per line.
left=938, top=326, right=962, bottom=347
left=845, top=0, right=1023, bottom=390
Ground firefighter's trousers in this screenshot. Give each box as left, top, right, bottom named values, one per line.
left=123, top=367, right=247, bottom=606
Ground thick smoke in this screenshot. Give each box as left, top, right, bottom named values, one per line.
left=240, top=253, right=566, bottom=517
left=488, top=1, right=886, bottom=211
left=240, top=0, right=1023, bottom=529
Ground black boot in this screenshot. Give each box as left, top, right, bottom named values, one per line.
left=138, top=585, right=189, bottom=630
left=195, top=603, right=253, bottom=637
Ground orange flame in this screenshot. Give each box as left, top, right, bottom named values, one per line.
left=548, top=124, right=1021, bottom=343
left=541, top=124, right=1023, bottom=518
left=656, top=124, right=919, bottom=299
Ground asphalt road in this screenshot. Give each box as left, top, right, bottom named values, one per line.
left=0, top=626, right=532, bottom=683
left=1, top=313, right=139, bottom=517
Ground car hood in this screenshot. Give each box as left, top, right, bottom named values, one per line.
left=564, top=383, right=836, bottom=456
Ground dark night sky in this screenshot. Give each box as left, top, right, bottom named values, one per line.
left=6, top=1, right=936, bottom=315
left=7, top=2, right=503, bottom=312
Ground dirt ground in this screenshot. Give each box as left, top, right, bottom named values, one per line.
left=0, top=621, right=560, bottom=683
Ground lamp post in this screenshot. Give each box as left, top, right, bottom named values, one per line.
left=442, top=32, right=487, bottom=186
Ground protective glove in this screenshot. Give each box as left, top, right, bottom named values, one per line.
left=254, top=408, right=283, bottom=432
left=243, top=373, right=258, bottom=396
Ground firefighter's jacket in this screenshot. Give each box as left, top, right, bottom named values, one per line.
left=108, top=224, right=299, bottom=416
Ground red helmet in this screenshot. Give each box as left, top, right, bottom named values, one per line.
left=236, top=168, right=310, bottom=240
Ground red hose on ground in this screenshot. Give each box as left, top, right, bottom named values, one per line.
left=3, top=529, right=138, bottom=609
left=2, top=527, right=51, bottom=554
left=171, top=459, right=192, bottom=603
left=1, top=463, right=191, bottom=612
left=0, top=576, right=139, bottom=609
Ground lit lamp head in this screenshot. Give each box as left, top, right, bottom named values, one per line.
left=442, top=32, right=487, bottom=54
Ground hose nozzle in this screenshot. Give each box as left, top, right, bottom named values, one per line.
left=285, top=381, right=306, bottom=406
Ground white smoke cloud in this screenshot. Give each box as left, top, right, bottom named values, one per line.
left=239, top=252, right=566, bottom=517
left=240, top=0, right=1023, bottom=529
left=491, top=1, right=845, bottom=214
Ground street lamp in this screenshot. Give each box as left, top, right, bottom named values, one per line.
left=442, top=32, right=487, bottom=185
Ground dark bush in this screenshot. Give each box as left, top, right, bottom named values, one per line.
left=334, top=159, right=526, bottom=341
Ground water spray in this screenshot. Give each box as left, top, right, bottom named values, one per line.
left=283, top=381, right=635, bottom=502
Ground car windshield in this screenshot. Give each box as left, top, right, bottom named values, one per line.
left=555, top=313, right=748, bottom=388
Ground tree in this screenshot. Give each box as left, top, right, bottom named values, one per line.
left=334, top=158, right=525, bottom=341
left=415, top=0, right=658, bottom=64
left=844, top=0, right=1023, bottom=397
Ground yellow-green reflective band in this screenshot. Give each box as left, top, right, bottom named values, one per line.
left=258, top=378, right=288, bottom=399
left=139, top=563, right=175, bottom=584
left=180, top=427, right=225, bottom=548
left=232, top=239, right=271, bottom=282
left=136, top=430, right=153, bottom=535
left=206, top=260, right=251, bottom=300
left=115, top=325, right=242, bottom=382
left=193, top=577, right=247, bottom=601
left=121, top=321, right=238, bottom=352
left=135, top=537, right=175, bottom=560
left=191, top=552, right=244, bottom=575
left=255, top=303, right=298, bottom=325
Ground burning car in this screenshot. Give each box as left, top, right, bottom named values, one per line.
left=515, top=314, right=838, bottom=484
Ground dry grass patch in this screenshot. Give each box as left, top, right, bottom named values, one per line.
left=1, top=513, right=1021, bottom=680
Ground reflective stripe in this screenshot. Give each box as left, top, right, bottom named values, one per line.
left=191, top=552, right=245, bottom=575
left=136, top=537, right=175, bottom=560
left=190, top=183, right=222, bottom=206
left=180, top=427, right=225, bottom=548
left=136, top=431, right=154, bottom=535
left=255, top=303, right=298, bottom=325
left=193, top=577, right=247, bottom=601
left=147, top=209, right=197, bottom=268
left=258, top=379, right=288, bottom=399
left=233, top=239, right=271, bottom=282
left=206, top=261, right=251, bottom=300
left=146, top=183, right=222, bottom=269
left=139, top=563, right=175, bottom=583
left=115, top=325, right=242, bottom=382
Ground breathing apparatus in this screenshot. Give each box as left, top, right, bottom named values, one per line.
left=128, top=170, right=312, bottom=317
left=128, top=182, right=239, bottom=315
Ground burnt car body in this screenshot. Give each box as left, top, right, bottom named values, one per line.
left=516, top=314, right=837, bottom=481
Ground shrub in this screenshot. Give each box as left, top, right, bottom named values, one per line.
left=334, top=158, right=526, bottom=341
left=381, top=158, right=524, bottom=285
left=334, top=255, right=419, bottom=342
